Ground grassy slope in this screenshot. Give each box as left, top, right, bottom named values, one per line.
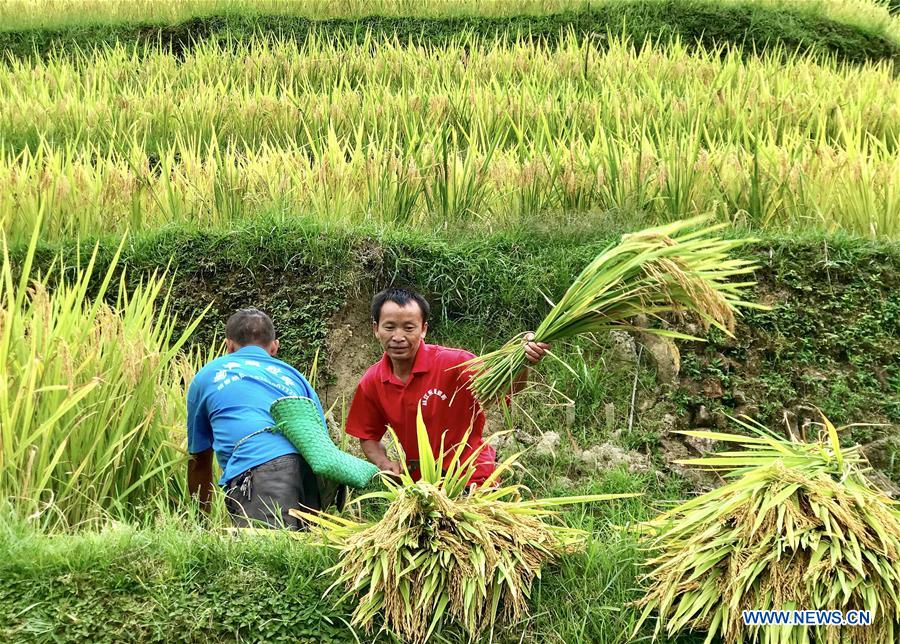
left=20, top=222, right=900, bottom=449
left=0, top=470, right=683, bottom=644
left=0, top=2, right=898, bottom=65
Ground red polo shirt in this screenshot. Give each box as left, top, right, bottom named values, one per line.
left=345, top=342, right=496, bottom=484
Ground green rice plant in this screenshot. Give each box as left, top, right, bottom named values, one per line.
left=0, top=34, right=898, bottom=238
left=0, top=218, right=208, bottom=527
left=365, top=128, right=424, bottom=226
left=462, top=216, right=762, bottom=404
left=634, top=414, right=900, bottom=644
left=292, top=406, right=640, bottom=642
left=3, top=31, right=895, bottom=159
left=3, top=127, right=896, bottom=240
left=421, top=126, right=499, bottom=225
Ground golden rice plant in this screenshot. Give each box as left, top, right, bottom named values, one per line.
left=5, top=33, right=897, bottom=158
left=0, top=219, right=207, bottom=527
left=6, top=132, right=898, bottom=240
left=463, top=216, right=762, bottom=404
left=291, top=407, right=639, bottom=642
left=1, top=34, right=899, bottom=238
left=634, top=414, right=900, bottom=644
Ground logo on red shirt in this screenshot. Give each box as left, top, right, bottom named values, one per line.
left=420, top=387, right=448, bottom=407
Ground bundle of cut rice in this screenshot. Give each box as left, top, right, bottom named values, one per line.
left=463, top=216, right=761, bottom=404
left=635, top=414, right=900, bottom=644
left=292, top=407, right=640, bottom=642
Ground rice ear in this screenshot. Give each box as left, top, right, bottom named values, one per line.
left=300, top=411, right=635, bottom=641
left=635, top=413, right=900, bottom=644
left=465, top=217, right=760, bottom=405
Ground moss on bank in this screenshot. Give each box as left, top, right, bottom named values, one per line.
left=18, top=222, right=900, bottom=437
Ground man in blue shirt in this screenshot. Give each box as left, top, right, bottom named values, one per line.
left=187, top=308, right=326, bottom=529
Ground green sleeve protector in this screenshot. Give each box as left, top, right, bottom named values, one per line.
left=269, top=396, right=379, bottom=489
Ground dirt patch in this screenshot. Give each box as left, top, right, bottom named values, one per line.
left=658, top=437, right=719, bottom=490
left=320, top=298, right=380, bottom=410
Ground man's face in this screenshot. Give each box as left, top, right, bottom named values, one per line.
left=374, top=300, right=428, bottom=363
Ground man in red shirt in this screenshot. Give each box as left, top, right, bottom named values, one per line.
left=345, top=288, right=548, bottom=485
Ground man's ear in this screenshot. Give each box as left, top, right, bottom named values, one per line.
left=268, top=339, right=280, bottom=357
left=225, top=338, right=238, bottom=354
left=372, top=321, right=379, bottom=337
left=422, top=321, right=428, bottom=338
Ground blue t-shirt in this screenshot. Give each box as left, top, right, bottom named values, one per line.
left=187, top=345, right=325, bottom=485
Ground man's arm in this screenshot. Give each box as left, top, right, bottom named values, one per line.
left=187, top=448, right=214, bottom=511
left=346, top=378, right=398, bottom=474
left=360, top=439, right=401, bottom=475
left=186, top=376, right=214, bottom=514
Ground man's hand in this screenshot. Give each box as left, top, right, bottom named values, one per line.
left=506, top=333, right=551, bottom=395
left=378, top=459, right=403, bottom=482
left=372, top=457, right=401, bottom=477
left=523, top=332, right=550, bottom=364
left=360, top=438, right=402, bottom=479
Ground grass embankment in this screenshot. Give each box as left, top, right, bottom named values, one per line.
left=1, top=0, right=898, bottom=65
left=1, top=34, right=897, bottom=240
left=0, top=0, right=896, bottom=28
left=0, top=469, right=666, bottom=644
left=20, top=222, right=900, bottom=451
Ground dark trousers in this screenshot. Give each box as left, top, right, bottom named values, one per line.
left=224, top=454, right=344, bottom=530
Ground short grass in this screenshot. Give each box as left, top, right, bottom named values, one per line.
left=0, top=467, right=695, bottom=643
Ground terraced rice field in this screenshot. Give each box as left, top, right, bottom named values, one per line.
left=1, top=34, right=898, bottom=239
left=1, top=2, right=899, bottom=643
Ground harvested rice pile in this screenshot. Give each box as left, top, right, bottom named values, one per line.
left=293, top=408, right=638, bottom=642
left=635, top=415, right=900, bottom=644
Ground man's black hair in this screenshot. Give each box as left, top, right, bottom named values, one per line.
left=225, top=308, right=276, bottom=346
left=371, top=288, right=430, bottom=324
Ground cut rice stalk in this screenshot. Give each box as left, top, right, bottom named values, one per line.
left=462, top=216, right=763, bottom=404
left=635, top=413, right=900, bottom=644
left=292, top=405, right=640, bottom=642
